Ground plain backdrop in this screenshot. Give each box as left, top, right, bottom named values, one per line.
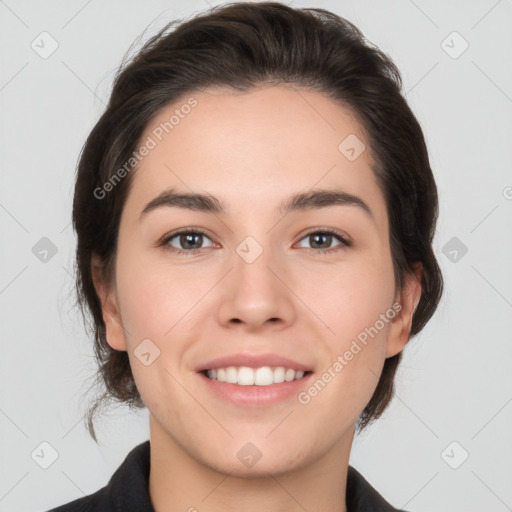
left=1, top=1, right=511, bottom=511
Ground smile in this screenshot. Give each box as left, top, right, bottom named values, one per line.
left=204, top=366, right=311, bottom=386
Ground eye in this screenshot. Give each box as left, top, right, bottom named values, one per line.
left=161, top=228, right=216, bottom=255
left=159, top=227, right=351, bottom=256
left=296, top=229, right=351, bottom=255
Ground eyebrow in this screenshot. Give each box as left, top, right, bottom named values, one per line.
left=139, top=187, right=373, bottom=219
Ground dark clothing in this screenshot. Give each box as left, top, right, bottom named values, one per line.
left=49, top=440, right=409, bottom=512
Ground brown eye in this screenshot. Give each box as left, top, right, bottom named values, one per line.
left=162, top=229, right=215, bottom=255
left=296, top=230, right=351, bottom=254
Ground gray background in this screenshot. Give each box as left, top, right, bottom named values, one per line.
left=1, top=1, right=511, bottom=511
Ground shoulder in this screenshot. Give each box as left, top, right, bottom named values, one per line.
left=47, top=487, right=110, bottom=512
left=346, top=465, right=411, bottom=512
left=47, top=440, right=153, bottom=512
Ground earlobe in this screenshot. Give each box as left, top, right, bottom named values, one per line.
left=385, top=263, right=422, bottom=358
left=91, top=254, right=127, bottom=352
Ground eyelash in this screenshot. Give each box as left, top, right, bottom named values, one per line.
left=159, top=227, right=352, bottom=256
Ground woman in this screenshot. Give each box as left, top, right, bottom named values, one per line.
left=50, top=2, right=443, bottom=511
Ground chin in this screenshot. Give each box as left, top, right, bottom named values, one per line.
left=202, top=450, right=310, bottom=479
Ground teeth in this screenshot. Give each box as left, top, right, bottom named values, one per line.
left=206, top=366, right=306, bottom=386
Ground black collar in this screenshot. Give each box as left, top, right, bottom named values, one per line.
left=50, top=440, right=408, bottom=511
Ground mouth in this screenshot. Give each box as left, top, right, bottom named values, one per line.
left=200, top=366, right=313, bottom=386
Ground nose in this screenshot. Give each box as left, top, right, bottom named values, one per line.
left=216, top=243, right=297, bottom=332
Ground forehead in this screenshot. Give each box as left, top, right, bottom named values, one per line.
left=124, top=85, right=387, bottom=227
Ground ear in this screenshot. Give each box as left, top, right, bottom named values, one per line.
left=91, top=253, right=127, bottom=351
left=386, top=263, right=422, bottom=358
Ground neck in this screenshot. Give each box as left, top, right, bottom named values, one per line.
left=148, top=415, right=353, bottom=512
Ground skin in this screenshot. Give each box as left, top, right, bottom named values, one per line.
left=92, top=84, right=422, bottom=512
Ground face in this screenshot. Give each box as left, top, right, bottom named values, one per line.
left=94, top=85, right=421, bottom=476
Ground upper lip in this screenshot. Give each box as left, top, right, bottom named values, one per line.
left=196, top=353, right=312, bottom=372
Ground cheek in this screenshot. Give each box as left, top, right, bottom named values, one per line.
left=298, top=256, right=395, bottom=398
left=318, top=258, right=396, bottom=399
left=301, top=253, right=396, bottom=342
left=115, top=244, right=204, bottom=339
left=114, top=250, right=212, bottom=404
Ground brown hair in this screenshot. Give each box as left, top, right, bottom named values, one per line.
left=72, top=1, right=443, bottom=441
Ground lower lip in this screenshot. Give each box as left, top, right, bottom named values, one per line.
left=198, top=371, right=313, bottom=407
